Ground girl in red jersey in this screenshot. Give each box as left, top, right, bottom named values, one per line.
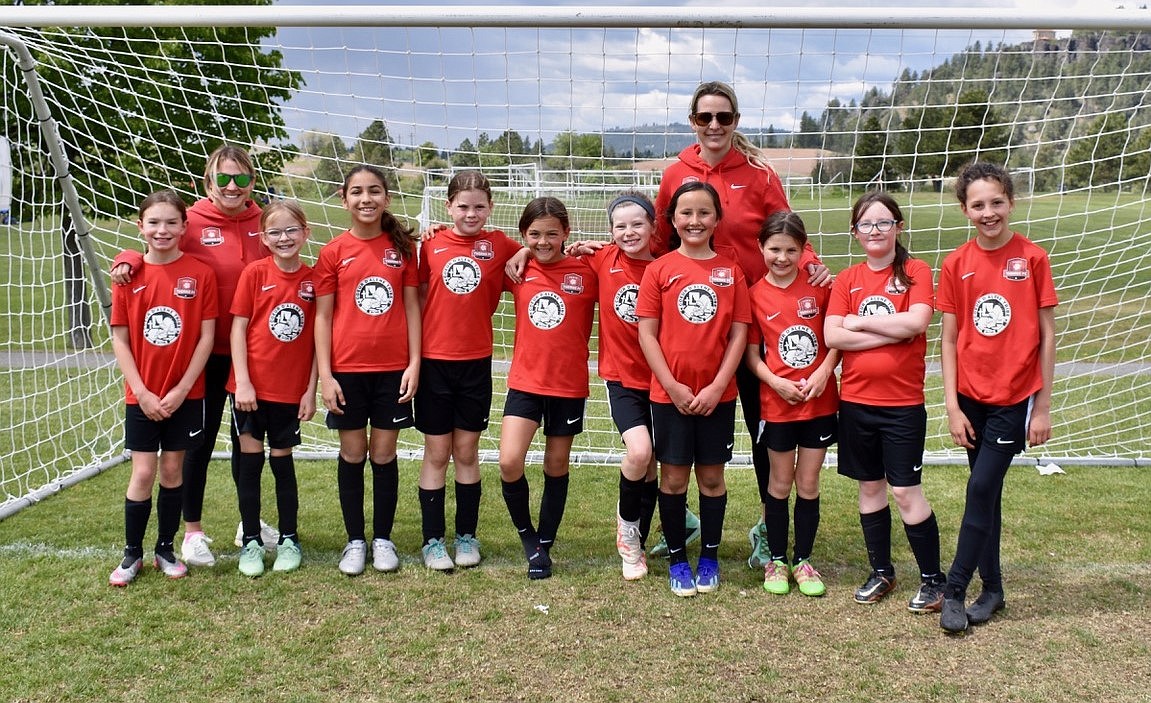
left=415, top=171, right=522, bottom=571
left=108, top=191, right=218, bottom=585
left=938, top=163, right=1057, bottom=634
left=314, top=165, right=420, bottom=577
left=745, top=211, right=839, bottom=598
left=112, top=145, right=270, bottom=568
left=825, top=191, right=946, bottom=614
left=498, top=197, right=598, bottom=580
left=638, top=181, right=750, bottom=597
left=228, top=201, right=317, bottom=577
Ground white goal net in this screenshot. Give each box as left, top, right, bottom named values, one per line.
left=3, top=6, right=1150, bottom=518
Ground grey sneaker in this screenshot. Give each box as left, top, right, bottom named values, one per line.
left=371, top=538, right=399, bottom=572
left=338, top=539, right=367, bottom=576
left=453, top=534, right=481, bottom=568
left=109, top=556, right=142, bottom=587
left=422, top=538, right=455, bottom=571
left=966, top=589, right=1005, bottom=625
left=940, top=597, right=969, bottom=634
left=180, top=532, right=216, bottom=567
left=153, top=551, right=188, bottom=579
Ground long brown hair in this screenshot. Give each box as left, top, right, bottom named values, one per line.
left=341, top=165, right=416, bottom=260
left=850, top=190, right=915, bottom=290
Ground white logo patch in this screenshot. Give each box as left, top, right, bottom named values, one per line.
left=442, top=256, right=482, bottom=295
left=355, top=276, right=394, bottom=315
left=143, top=306, right=181, bottom=347
left=612, top=284, right=640, bottom=324
left=677, top=283, right=718, bottom=324
left=973, top=293, right=1011, bottom=336
left=858, top=295, right=896, bottom=317
left=778, top=325, right=818, bottom=369
left=527, top=291, right=566, bottom=329
left=269, top=303, right=305, bottom=342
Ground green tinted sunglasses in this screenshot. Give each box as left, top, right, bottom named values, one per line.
left=215, top=172, right=253, bottom=188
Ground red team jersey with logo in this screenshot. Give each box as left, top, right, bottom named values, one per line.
left=505, top=256, right=599, bottom=398
left=313, top=230, right=418, bottom=373
left=586, top=245, right=654, bottom=391
left=827, top=258, right=934, bottom=406
left=937, top=232, right=1058, bottom=405
left=636, top=251, right=751, bottom=405
left=418, top=229, right=521, bottom=360
left=748, top=275, right=839, bottom=421
left=110, top=253, right=219, bottom=404
left=226, top=258, right=317, bottom=403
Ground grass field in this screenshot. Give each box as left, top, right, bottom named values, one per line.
left=1, top=458, right=1149, bottom=702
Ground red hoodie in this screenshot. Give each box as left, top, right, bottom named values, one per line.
left=114, top=198, right=266, bottom=355
left=655, top=144, right=816, bottom=283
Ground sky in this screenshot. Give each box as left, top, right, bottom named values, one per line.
left=267, top=0, right=1128, bottom=150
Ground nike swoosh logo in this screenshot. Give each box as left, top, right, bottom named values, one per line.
left=434, top=247, right=449, bottom=254
left=820, top=434, right=833, bottom=441
left=730, top=184, right=748, bottom=189
left=566, top=417, right=580, bottom=425
left=912, top=465, right=923, bottom=472
left=341, top=257, right=356, bottom=266
left=668, top=274, right=684, bottom=284
left=132, top=285, right=147, bottom=294
left=766, top=312, right=781, bottom=321
left=294, top=428, right=301, bottom=435
left=705, top=543, right=720, bottom=549
left=392, top=416, right=409, bottom=423
left=995, top=437, right=1013, bottom=445
left=961, top=272, right=976, bottom=280
left=610, top=268, right=624, bottom=274
left=524, top=277, right=538, bottom=282
left=725, top=443, right=734, bottom=450
left=248, top=231, right=260, bottom=237
left=850, top=287, right=864, bottom=294
left=188, top=429, right=203, bottom=438
left=261, top=284, right=276, bottom=291
left=669, top=547, right=683, bottom=555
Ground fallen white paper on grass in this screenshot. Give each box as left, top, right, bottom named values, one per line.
left=534, top=604, right=549, bottom=614
left=1037, top=462, right=1065, bottom=476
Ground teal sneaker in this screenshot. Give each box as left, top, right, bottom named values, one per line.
left=648, top=508, right=703, bottom=558
left=238, top=540, right=265, bottom=577
left=747, top=520, right=770, bottom=569
left=792, top=559, right=826, bottom=597
left=763, top=559, right=791, bottom=595
left=272, top=537, right=302, bottom=573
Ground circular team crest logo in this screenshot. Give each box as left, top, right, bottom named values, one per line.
left=442, top=256, right=482, bottom=295
left=973, top=293, right=1011, bottom=336
left=858, top=295, right=896, bottom=317
left=143, top=306, right=181, bottom=347
left=677, top=283, right=718, bottom=324
left=355, top=276, right=394, bottom=315
left=269, top=303, right=305, bottom=342
left=528, top=291, right=566, bottom=329
left=613, top=284, right=640, bottom=324
left=778, top=325, right=818, bottom=369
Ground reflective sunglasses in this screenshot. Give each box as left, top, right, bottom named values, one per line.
left=215, top=172, right=254, bottom=188
left=853, top=219, right=899, bottom=234
left=263, top=226, right=304, bottom=239
left=690, top=111, right=737, bottom=127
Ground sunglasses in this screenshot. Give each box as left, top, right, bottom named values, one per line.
left=690, top=111, right=737, bottom=127
left=215, top=172, right=254, bottom=188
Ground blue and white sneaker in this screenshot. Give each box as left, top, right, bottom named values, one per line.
left=695, top=557, right=720, bottom=593
left=668, top=562, right=697, bottom=597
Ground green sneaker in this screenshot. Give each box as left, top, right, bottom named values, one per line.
left=792, top=559, right=826, bottom=597
left=238, top=540, right=265, bottom=578
left=747, top=520, right=770, bottom=569
left=272, top=537, right=302, bottom=573
left=762, top=559, right=791, bottom=595
left=648, top=508, right=702, bottom=558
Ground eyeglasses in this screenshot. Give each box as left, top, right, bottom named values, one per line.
left=853, top=219, right=899, bottom=234
left=263, top=226, right=303, bottom=239
left=215, top=172, right=253, bottom=188
left=690, top=111, right=737, bottom=127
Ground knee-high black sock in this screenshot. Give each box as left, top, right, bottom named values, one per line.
left=904, top=511, right=942, bottom=580
left=370, top=457, right=399, bottom=541
left=638, top=479, right=659, bottom=546
left=537, top=473, right=570, bottom=550
left=658, top=491, right=689, bottom=566
left=124, top=497, right=151, bottom=558
left=501, top=476, right=536, bottom=555
left=337, top=456, right=366, bottom=541
left=235, top=451, right=265, bottom=544
left=419, top=486, right=446, bottom=543
left=155, top=484, right=182, bottom=553
left=792, top=495, right=820, bottom=564
left=764, top=494, right=790, bottom=562
left=454, top=480, right=482, bottom=537
left=860, top=505, right=894, bottom=575
left=698, top=491, right=727, bottom=562
left=268, top=454, right=298, bottom=541
left=618, top=473, right=644, bottom=523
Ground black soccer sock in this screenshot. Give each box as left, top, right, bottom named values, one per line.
left=155, top=484, right=182, bottom=553
left=235, top=451, right=265, bottom=543
left=658, top=490, right=689, bottom=566
left=123, top=496, right=151, bottom=559
left=792, top=495, right=821, bottom=564
left=638, top=479, right=659, bottom=546
left=337, top=456, right=367, bottom=541
left=501, top=476, right=536, bottom=556
left=419, top=486, right=446, bottom=544
left=698, top=491, right=728, bottom=562
left=454, top=480, right=482, bottom=537
left=764, top=493, right=790, bottom=563
left=269, top=454, right=299, bottom=541
left=537, top=473, right=570, bottom=550
left=860, top=505, right=894, bottom=575
left=370, top=457, right=399, bottom=541
left=904, top=511, right=942, bottom=581
left=618, top=473, right=645, bottom=523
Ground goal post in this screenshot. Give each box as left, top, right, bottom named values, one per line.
left=4, top=6, right=1151, bottom=519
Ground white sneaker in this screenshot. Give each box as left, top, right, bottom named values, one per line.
left=338, top=539, right=367, bottom=576
left=371, top=538, right=399, bottom=572
left=234, top=520, right=280, bottom=551
left=422, top=538, right=455, bottom=571
left=453, top=534, right=482, bottom=568
left=616, top=512, right=648, bottom=581
left=181, top=532, right=216, bottom=567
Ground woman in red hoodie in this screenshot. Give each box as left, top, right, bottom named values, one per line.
left=654, top=81, right=828, bottom=569
left=111, top=144, right=268, bottom=567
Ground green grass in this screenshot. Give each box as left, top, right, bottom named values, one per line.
left=1, top=459, right=1149, bottom=701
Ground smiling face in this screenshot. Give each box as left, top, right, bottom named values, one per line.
left=207, top=157, right=255, bottom=217
left=341, top=169, right=391, bottom=235
left=260, top=210, right=309, bottom=267
left=672, top=187, right=720, bottom=253
left=447, top=188, right=492, bottom=238
left=761, top=232, right=803, bottom=284
left=852, top=201, right=903, bottom=266
left=691, top=93, right=739, bottom=161
left=960, top=177, right=1015, bottom=250
left=522, top=215, right=569, bottom=264
left=609, top=202, right=655, bottom=259
left=138, top=202, right=187, bottom=262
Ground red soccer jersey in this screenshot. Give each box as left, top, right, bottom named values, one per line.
left=937, top=232, right=1058, bottom=405
left=418, top=228, right=521, bottom=360
left=587, top=245, right=655, bottom=390
left=313, top=230, right=418, bottom=373
left=827, top=258, right=934, bottom=406
left=505, top=256, right=599, bottom=398
left=636, top=251, right=751, bottom=404
left=747, top=275, right=839, bottom=421
left=110, top=253, right=219, bottom=404
left=226, top=258, right=317, bottom=403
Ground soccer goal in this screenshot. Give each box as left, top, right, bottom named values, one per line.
left=3, top=6, right=1151, bottom=519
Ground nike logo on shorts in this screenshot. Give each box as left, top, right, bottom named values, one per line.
left=393, top=416, right=409, bottom=423
left=995, top=437, right=1013, bottom=445
left=188, top=429, right=203, bottom=438
left=566, top=417, right=580, bottom=425
left=912, top=464, right=923, bottom=472
left=726, top=443, right=734, bottom=450
left=820, top=434, right=833, bottom=441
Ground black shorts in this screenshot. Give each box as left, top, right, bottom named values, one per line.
left=124, top=398, right=205, bottom=452
left=502, top=389, right=586, bottom=437
left=415, top=357, right=493, bottom=435
left=605, top=381, right=653, bottom=436
left=759, top=412, right=838, bottom=453
left=836, top=401, right=926, bottom=487
left=325, top=371, right=414, bottom=431
left=957, top=393, right=1029, bottom=456
left=231, top=398, right=303, bottom=450
left=651, top=400, right=737, bottom=466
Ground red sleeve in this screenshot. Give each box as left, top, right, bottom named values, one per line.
left=112, top=249, right=145, bottom=274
